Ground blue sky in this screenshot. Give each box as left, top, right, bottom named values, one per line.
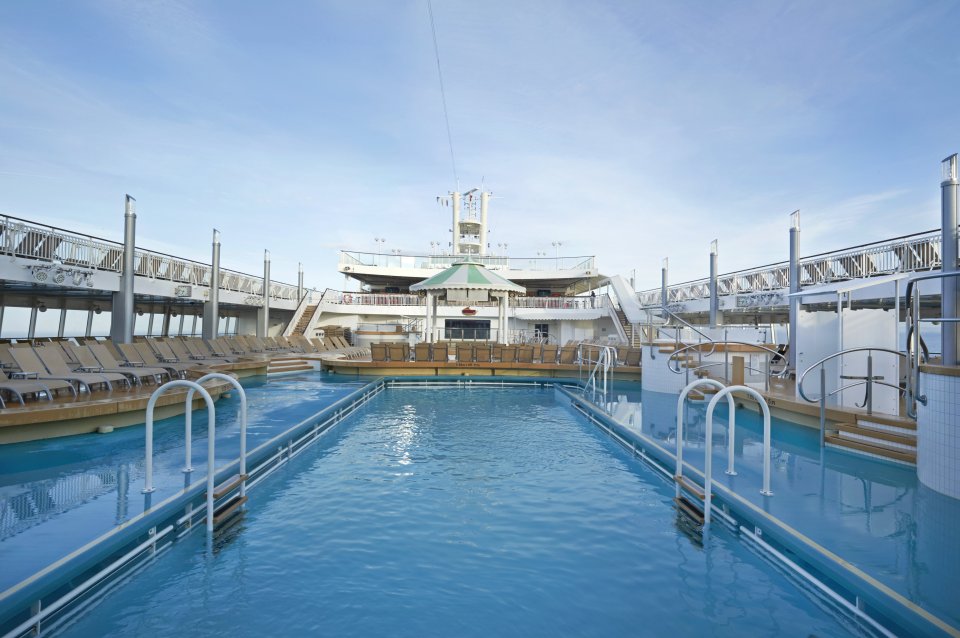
left=0, top=1, right=957, bottom=291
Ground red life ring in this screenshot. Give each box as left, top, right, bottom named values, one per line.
left=343, top=294, right=353, bottom=304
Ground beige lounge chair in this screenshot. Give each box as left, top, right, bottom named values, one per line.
left=0, top=368, right=75, bottom=406
left=559, top=346, right=577, bottom=364
left=87, top=343, right=171, bottom=384
left=541, top=345, right=559, bottom=364
left=431, top=344, right=449, bottom=362
left=475, top=344, right=492, bottom=363
left=9, top=346, right=114, bottom=393
left=456, top=344, right=473, bottom=363
left=35, top=345, right=132, bottom=390
left=414, top=343, right=430, bottom=362
left=371, top=343, right=388, bottom=362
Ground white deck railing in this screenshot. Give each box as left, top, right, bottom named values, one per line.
left=339, top=250, right=596, bottom=272
left=0, top=214, right=299, bottom=301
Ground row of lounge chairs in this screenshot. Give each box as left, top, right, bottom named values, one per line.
left=0, top=334, right=363, bottom=409
left=369, top=342, right=642, bottom=366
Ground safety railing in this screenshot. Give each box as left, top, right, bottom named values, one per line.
left=339, top=250, right=596, bottom=272
left=638, top=228, right=942, bottom=308
left=676, top=381, right=773, bottom=529
left=797, top=347, right=908, bottom=444
left=0, top=214, right=299, bottom=301
left=905, top=271, right=960, bottom=417
left=668, top=339, right=787, bottom=391
left=578, top=344, right=615, bottom=398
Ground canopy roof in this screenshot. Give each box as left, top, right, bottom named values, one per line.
left=410, top=262, right=526, bottom=294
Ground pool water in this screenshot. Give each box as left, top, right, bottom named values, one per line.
left=55, top=387, right=864, bottom=637
left=0, top=374, right=364, bottom=589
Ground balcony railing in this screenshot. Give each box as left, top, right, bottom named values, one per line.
left=321, top=289, right=607, bottom=310
left=0, top=214, right=299, bottom=301
left=638, top=228, right=943, bottom=307
left=339, top=250, right=596, bottom=272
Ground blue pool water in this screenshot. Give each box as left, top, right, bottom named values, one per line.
left=55, top=387, right=862, bottom=637
left=0, top=374, right=364, bottom=589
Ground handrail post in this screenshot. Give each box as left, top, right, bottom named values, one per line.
left=819, top=367, right=826, bottom=446
left=866, top=354, right=873, bottom=416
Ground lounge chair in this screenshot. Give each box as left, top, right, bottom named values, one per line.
left=414, top=343, right=430, bottom=362
left=124, top=343, right=194, bottom=378
left=559, top=346, right=577, bottom=364
left=371, top=343, right=388, bottom=362
left=431, top=344, right=449, bottom=362
left=87, top=343, right=171, bottom=384
left=500, top=346, right=517, bottom=363
left=163, top=339, right=220, bottom=363
left=0, top=368, right=75, bottom=407
left=181, top=338, right=235, bottom=362
left=541, top=345, right=559, bottom=364
left=388, top=344, right=408, bottom=362
left=36, top=345, right=132, bottom=390
left=455, top=344, right=473, bottom=363
left=475, top=344, right=492, bottom=363
left=625, top=348, right=641, bottom=367
left=65, top=344, right=148, bottom=387
left=9, top=346, right=111, bottom=393
left=517, top=345, right=534, bottom=363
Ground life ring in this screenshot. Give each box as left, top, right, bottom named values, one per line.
left=343, top=294, right=353, bottom=304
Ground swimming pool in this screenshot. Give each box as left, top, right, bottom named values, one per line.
left=45, top=386, right=866, bottom=637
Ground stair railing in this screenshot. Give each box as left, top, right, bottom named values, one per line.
left=797, top=347, right=908, bottom=445
left=702, top=386, right=774, bottom=528
left=676, top=379, right=736, bottom=502
left=143, top=375, right=249, bottom=533
left=904, top=271, right=960, bottom=417
left=668, top=340, right=788, bottom=391
left=578, top=344, right=615, bottom=397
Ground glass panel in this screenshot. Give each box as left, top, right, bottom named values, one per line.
left=89, top=310, right=111, bottom=337
left=0, top=307, right=32, bottom=339
left=62, top=310, right=89, bottom=338
left=33, top=308, right=62, bottom=338
left=149, top=313, right=165, bottom=337
left=134, top=312, right=150, bottom=336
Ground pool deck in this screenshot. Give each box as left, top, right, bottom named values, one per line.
left=0, top=359, right=269, bottom=444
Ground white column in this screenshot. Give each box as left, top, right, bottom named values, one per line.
left=499, top=294, right=508, bottom=344
left=424, top=292, right=433, bottom=342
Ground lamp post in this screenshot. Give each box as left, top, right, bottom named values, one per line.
left=552, top=241, right=562, bottom=268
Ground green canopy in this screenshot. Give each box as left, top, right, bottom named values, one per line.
left=410, top=262, right=525, bottom=294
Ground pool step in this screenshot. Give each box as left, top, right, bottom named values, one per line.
left=213, top=473, right=248, bottom=499
left=825, top=433, right=917, bottom=466
left=212, top=494, right=248, bottom=527
left=674, top=495, right=705, bottom=526
left=267, top=358, right=315, bottom=375
left=675, top=475, right=705, bottom=500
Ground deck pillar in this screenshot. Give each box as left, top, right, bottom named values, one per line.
left=202, top=229, right=220, bottom=340
left=257, top=250, right=270, bottom=338
left=709, top=239, right=720, bottom=328
left=788, top=211, right=800, bottom=373
left=110, top=195, right=136, bottom=344
left=660, top=258, right=668, bottom=313
left=941, top=154, right=959, bottom=366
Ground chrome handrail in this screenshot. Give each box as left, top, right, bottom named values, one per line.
left=797, top=346, right=908, bottom=445
left=904, top=271, right=960, bottom=417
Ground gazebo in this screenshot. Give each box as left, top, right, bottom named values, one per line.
left=410, top=262, right=526, bottom=344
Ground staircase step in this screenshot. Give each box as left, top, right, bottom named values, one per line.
left=837, top=423, right=916, bottom=448
left=674, top=496, right=705, bottom=525
left=213, top=474, right=249, bottom=499
left=212, top=495, right=248, bottom=527
left=675, top=475, right=705, bottom=499
left=268, top=364, right=314, bottom=374
left=825, top=434, right=917, bottom=465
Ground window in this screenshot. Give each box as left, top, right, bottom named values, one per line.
left=33, top=307, right=62, bottom=338
left=444, top=319, right=490, bottom=340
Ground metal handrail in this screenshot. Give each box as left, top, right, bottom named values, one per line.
left=578, top=344, right=615, bottom=397
left=797, top=347, right=908, bottom=445
left=904, top=271, right=960, bottom=417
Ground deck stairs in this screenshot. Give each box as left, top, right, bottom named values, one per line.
left=662, top=337, right=918, bottom=466
left=614, top=308, right=642, bottom=347
left=674, top=475, right=706, bottom=528
left=266, top=357, right=315, bottom=376
left=293, top=304, right=319, bottom=336
left=825, top=413, right=917, bottom=466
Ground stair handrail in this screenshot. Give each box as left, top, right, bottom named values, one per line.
left=668, top=341, right=789, bottom=392
left=702, top=386, right=773, bottom=528
left=904, top=271, right=960, bottom=417
left=185, top=373, right=248, bottom=532
left=143, top=380, right=215, bottom=496
left=797, top=347, right=908, bottom=445
left=676, top=380, right=736, bottom=506
left=579, top=344, right=615, bottom=397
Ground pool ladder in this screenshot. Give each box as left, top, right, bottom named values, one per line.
left=674, top=380, right=773, bottom=531
left=142, top=373, right=249, bottom=533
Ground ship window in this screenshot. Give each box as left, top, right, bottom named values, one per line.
left=443, top=319, right=490, bottom=340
